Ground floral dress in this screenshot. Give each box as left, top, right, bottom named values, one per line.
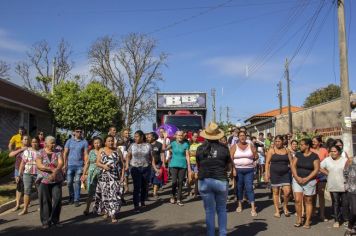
left=93, top=150, right=123, bottom=217
left=87, top=150, right=100, bottom=197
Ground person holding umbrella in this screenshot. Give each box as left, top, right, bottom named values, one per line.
left=196, top=122, right=232, bottom=236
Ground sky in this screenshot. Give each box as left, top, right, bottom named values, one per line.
left=0, top=0, right=355, bottom=131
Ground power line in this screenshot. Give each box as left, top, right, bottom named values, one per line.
left=0, top=1, right=320, bottom=15
left=167, top=5, right=307, bottom=39
left=290, top=0, right=334, bottom=78
left=247, top=1, right=326, bottom=77
left=247, top=0, right=312, bottom=75
left=146, top=0, right=234, bottom=35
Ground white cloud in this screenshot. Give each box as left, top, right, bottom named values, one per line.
left=204, top=55, right=285, bottom=81
left=0, top=28, right=27, bottom=52
left=203, top=54, right=321, bottom=82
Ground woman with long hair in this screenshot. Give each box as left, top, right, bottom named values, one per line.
left=265, top=135, right=292, bottom=218
left=17, top=137, right=41, bottom=215
left=188, top=132, right=201, bottom=198
left=311, top=135, right=329, bottom=222
left=94, top=135, right=124, bottom=223
left=320, top=145, right=349, bottom=228
left=82, top=136, right=102, bottom=215
left=291, top=138, right=320, bottom=229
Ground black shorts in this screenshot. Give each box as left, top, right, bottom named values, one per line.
left=16, top=178, right=24, bottom=193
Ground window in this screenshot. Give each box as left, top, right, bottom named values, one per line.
left=164, top=115, right=203, bottom=131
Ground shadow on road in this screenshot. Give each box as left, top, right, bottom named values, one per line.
left=0, top=219, right=207, bottom=236
left=0, top=218, right=270, bottom=236
left=228, top=221, right=268, bottom=235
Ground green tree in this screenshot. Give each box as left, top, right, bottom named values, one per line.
left=49, top=81, right=122, bottom=138
left=303, top=84, right=341, bottom=108
left=217, top=122, right=234, bottom=134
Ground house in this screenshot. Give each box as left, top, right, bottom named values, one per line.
left=0, top=78, right=54, bottom=150
left=245, top=106, right=303, bottom=137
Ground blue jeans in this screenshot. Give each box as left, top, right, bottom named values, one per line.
left=67, top=165, right=83, bottom=202
left=199, top=178, right=228, bottom=236
left=131, top=166, right=150, bottom=207
left=236, top=168, right=255, bottom=203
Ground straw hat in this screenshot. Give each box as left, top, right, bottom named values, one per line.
left=200, top=122, right=225, bottom=140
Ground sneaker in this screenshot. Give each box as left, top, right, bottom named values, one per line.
left=177, top=201, right=184, bottom=206
left=74, top=202, right=80, bottom=207
left=134, top=207, right=140, bottom=213
left=343, top=222, right=348, bottom=227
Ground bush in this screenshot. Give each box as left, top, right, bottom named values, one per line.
left=0, top=151, right=15, bottom=178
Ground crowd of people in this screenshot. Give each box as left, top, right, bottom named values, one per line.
left=6, top=123, right=356, bottom=236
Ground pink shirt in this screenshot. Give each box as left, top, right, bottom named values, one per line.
left=233, top=144, right=255, bottom=169
left=21, top=149, right=39, bottom=175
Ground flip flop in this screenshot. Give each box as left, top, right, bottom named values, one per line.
left=294, top=223, right=302, bottom=228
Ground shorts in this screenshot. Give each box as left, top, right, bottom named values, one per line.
left=271, top=183, right=291, bottom=188
left=258, top=154, right=265, bottom=165
left=190, top=164, right=198, bottom=173
left=22, top=173, right=37, bottom=195
left=151, top=165, right=163, bottom=186
left=14, top=169, right=20, bottom=177
left=292, top=178, right=317, bottom=196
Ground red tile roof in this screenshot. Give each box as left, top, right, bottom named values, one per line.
left=245, top=106, right=303, bottom=123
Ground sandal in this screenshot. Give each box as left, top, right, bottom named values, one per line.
left=251, top=211, right=258, bottom=217
left=283, top=210, right=291, bottom=217
left=303, top=225, right=311, bottom=229
left=111, top=218, right=118, bottom=223
left=12, top=206, right=20, bottom=212
left=235, top=206, right=242, bottom=213
left=177, top=201, right=184, bottom=206
left=294, top=223, right=302, bottom=227
left=274, top=213, right=281, bottom=218
left=170, top=198, right=176, bottom=204
left=18, top=210, right=28, bottom=216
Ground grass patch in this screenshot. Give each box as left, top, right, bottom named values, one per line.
left=0, top=183, right=16, bottom=205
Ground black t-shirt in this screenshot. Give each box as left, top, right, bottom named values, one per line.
left=151, top=142, right=163, bottom=165
left=295, top=152, right=319, bottom=178
left=196, top=141, right=230, bottom=181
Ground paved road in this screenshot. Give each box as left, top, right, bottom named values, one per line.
left=0, top=182, right=346, bottom=236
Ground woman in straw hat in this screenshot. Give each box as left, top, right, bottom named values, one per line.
left=196, top=122, right=232, bottom=236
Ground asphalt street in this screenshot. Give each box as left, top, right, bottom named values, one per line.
left=0, top=182, right=346, bottom=236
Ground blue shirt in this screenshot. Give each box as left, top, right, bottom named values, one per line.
left=65, top=138, right=88, bottom=166
left=169, top=141, right=190, bottom=169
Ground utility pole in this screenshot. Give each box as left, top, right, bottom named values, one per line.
left=285, top=58, right=293, bottom=134
left=278, top=81, right=282, bottom=114
left=226, top=106, right=230, bottom=124
left=51, top=57, right=56, bottom=95
left=211, top=88, right=216, bottom=122
left=338, top=0, right=353, bottom=156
